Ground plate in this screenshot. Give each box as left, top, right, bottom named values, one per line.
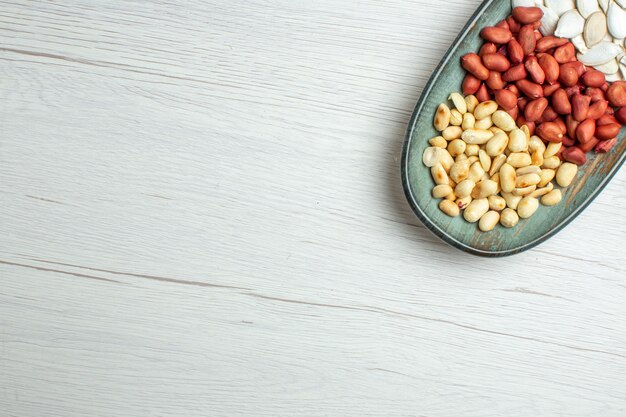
left=401, top=0, right=626, bottom=257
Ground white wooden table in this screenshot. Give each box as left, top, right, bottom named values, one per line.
left=1, top=1, right=625, bottom=416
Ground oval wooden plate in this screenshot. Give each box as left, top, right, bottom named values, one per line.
left=401, top=0, right=625, bottom=257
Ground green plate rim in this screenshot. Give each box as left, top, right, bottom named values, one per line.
left=400, top=0, right=626, bottom=257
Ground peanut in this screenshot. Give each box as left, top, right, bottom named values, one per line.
left=486, top=132, right=510, bottom=157
left=447, top=139, right=467, bottom=157
left=471, top=180, right=498, bottom=199
left=465, top=144, right=480, bottom=156
left=540, top=189, right=562, bottom=206
left=517, top=196, right=539, bottom=218
left=492, top=110, right=516, bottom=131
left=500, top=208, right=519, bottom=228
left=478, top=149, right=491, bottom=172
left=463, top=198, right=489, bottom=223
left=479, top=210, right=500, bottom=232
left=556, top=162, right=578, bottom=187
left=462, top=112, right=476, bottom=130
left=431, top=163, right=449, bottom=185
left=507, top=152, right=532, bottom=168
left=442, top=126, right=464, bottom=141
left=461, top=128, right=494, bottom=145
left=475, top=117, right=494, bottom=130
left=508, top=128, right=529, bottom=152
left=454, top=179, right=476, bottom=198
left=434, top=103, right=451, bottom=131
left=488, top=195, right=506, bottom=211
left=432, top=184, right=453, bottom=198
left=473, top=100, right=498, bottom=120
left=467, top=161, right=486, bottom=183
left=429, top=136, right=447, bottom=148
left=439, top=199, right=460, bottom=217
left=538, top=169, right=555, bottom=187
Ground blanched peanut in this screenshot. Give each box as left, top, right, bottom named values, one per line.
left=450, top=109, right=463, bottom=126
left=542, top=155, right=561, bottom=169
left=517, top=196, right=539, bottom=218
left=507, top=152, right=532, bottom=168
left=434, top=103, right=451, bottom=131
left=538, top=169, right=555, bottom=187
left=478, top=150, right=491, bottom=172
left=528, top=135, right=546, bottom=154
left=501, top=192, right=522, bottom=210
left=512, top=185, right=536, bottom=196
left=471, top=180, right=498, bottom=199
left=447, top=139, right=466, bottom=157
left=489, top=172, right=501, bottom=194
left=439, top=149, right=454, bottom=172
left=467, top=161, right=485, bottom=182
left=465, top=144, right=480, bottom=156
left=488, top=195, right=506, bottom=211
left=465, top=94, right=479, bottom=113
left=489, top=154, right=507, bottom=176
left=492, top=110, right=516, bottom=131
left=531, top=149, right=544, bottom=167
left=489, top=126, right=505, bottom=135
left=530, top=182, right=553, bottom=198
left=463, top=198, right=489, bottom=223
left=520, top=124, right=531, bottom=139
left=479, top=210, right=500, bottom=232
left=431, top=163, right=449, bottom=185
left=473, top=100, right=498, bottom=120
left=486, top=132, right=509, bottom=157
left=422, top=147, right=441, bottom=167
left=432, top=184, right=453, bottom=198
left=462, top=113, right=476, bottom=130
left=541, top=189, right=562, bottom=206
left=474, top=117, right=494, bottom=130
left=515, top=166, right=540, bottom=176
left=429, top=136, right=447, bottom=148
left=454, top=179, right=476, bottom=198
left=442, top=126, right=463, bottom=140
left=515, top=173, right=541, bottom=188
left=500, top=208, right=519, bottom=228
left=461, top=129, right=494, bottom=144
left=449, top=159, right=470, bottom=183
left=467, top=155, right=479, bottom=165
left=544, top=142, right=562, bottom=159
left=556, top=162, right=578, bottom=187
left=499, top=163, right=516, bottom=193
left=444, top=192, right=456, bottom=201
left=508, top=128, right=528, bottom=152
left=449, top=92, right=468, bottom=114
left=456, top=195, right=472, bottom=210
left=439, top=199, right=460, bottom=217
left=456, top=154, right=468, bottom=162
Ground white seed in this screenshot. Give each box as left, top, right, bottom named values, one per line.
left=516, top=166, right=541, bottom=176
left=502, top=192, right=523, bottom=210
left=429, top=135, right=448, bottom=148
left=467, top=161, right=486, bottom=182
left=530, top=182, right=554, bottom=198
left=432, top=184, right=453, bottom=198
left=473, top=100, right=498, bottom=120
left=584, top=11, right=608, bottom=47
left=538, top=168, right=556, bottom=187
left=555, top=9, right=585, bottom=38
left=462, top=112, right=476, bottom=130
left=447, top=139, right=467, bottom=157
left=486, top=132, right=509, bottom=157
left=516, top=173, right=542, bottom=188
left=513, top=0, right=536, bottom=7
left=500, top=208, right=520, bottom=227
left=599, top=0, right=610, bottom=13
left=449, top=92, right=467, bottom=114
left=479, top=210, right=500, bottom=232
left=450, top=109, right=463, bottom=126
left=594, top=58, right=619, bottom=75
left=556, top=162, right=578, bottom=186
left=461, top=128, right=494, bottom=145
left=539, top=4, right=560, bottom=35
left=542, top=155, right=561, bottom=169
left=449, top=159, right=471, bottom=183
left=544, top=141, right=562, bottom=158
left=507, top=152, right=532, bottom=168
left=474, top=117, right=494, bottom=130
left=454, top=179, right=476, bottom=198
left=529, top=135, right=547, bottom=154
left=607, top=1, right=626, bottom=39
left=545, top=0, right=575, bottom=16
left=576, top=0, right=600, bottom=18
left=517, top=196, right=540, bottom=218
left=492, top=110, right=517, bottom=131
left=508, top=128, right=529, bottom=152
left=471, top=180, right=498, bottom=199
left=478, top=149, right=492, bottom=172
left=571, top=34, right=589, bottom=53
left=456, top=195, right=473, bottom=210
left=577, top=41, right=623, bottom=66
left=488, top=195, right=507, bottom=211
left=442, top=126, right=463, bottom=140
left=500, top=163, right=517, bottom=193
left=465, top=143, right=480, bottom=156
left=439, top=199, right=460, bottom=217
left=489, top=154, right=507, bottom=176
left=465, top=95, right=479, bottom=113
left=513, top=185, right=537, bottom=196
left=431, top=163, right=449, bottom=185
left=463, top=198, right=489, bottom=223
left=434, top=103, right=451, bottom=131
left=541, top=189, right=563, bottom=206
left=615, top=0, right=625, bottom=8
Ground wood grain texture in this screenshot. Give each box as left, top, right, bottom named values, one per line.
left=0, top=0, right=625, bottom=416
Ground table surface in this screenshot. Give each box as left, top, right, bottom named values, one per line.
left=1, top=1, right=625, bottom=416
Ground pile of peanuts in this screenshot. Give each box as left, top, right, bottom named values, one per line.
left=461, top=6, right=625, bottom=165
left=423, top=92, right=578, bottom=232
